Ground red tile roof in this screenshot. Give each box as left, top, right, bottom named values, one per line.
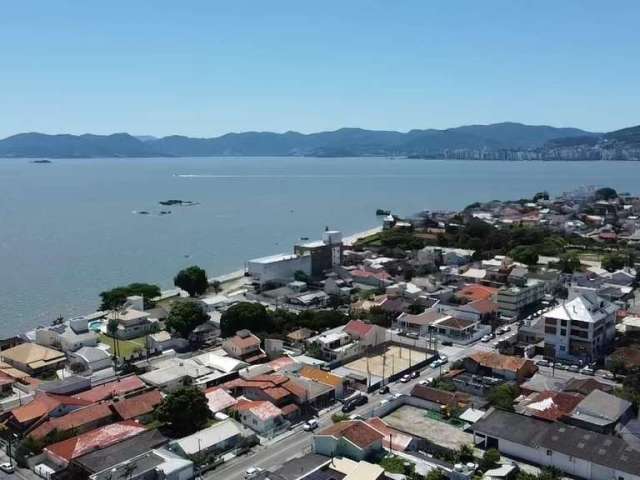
left=12, top=393, right=91, bottom=425
left=111, top=390, right=163, bottom=420
left=233, top=400, right=282, bottom=421
left=468, top=351, right=536, bottom=375
left=344, top=320, right=375, bottom=338
left=29, top=403, right=113, bottom=440
left=73, top=376, right=145, bottom=403
left=316, top=420, right=383, bottom=449
left=366, top=417, right=413, bottom=451
left=410, top=385, right=470, bottom=408
left=466, top=299, right=498, bottom=315
left=205, top=388, right=238, bottom=413
left=458, top=284, right=497, bottom=302
left=268, top=356, right=295, bottom=372
left=44, top=420, right=146, bottom=465
left=518, top=391, right=584, bottom=422
left=228, top=333, right=261, bottom=350
left=224, top=374, right=306, bottom=400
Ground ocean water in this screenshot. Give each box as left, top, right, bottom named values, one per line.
left=1, top=156, right=640, bottom=336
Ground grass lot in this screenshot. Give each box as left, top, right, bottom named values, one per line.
left=99, top=333, right=147, bottom=359
left=354, top=232, right=382, bottom=247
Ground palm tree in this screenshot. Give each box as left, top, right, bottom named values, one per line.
left=107, top=316, right=120, bottom=361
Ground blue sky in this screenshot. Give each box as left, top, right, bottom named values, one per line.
left=1, top=1, right=638, bottom=138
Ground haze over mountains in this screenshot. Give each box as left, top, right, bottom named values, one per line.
left=0, top=122, right=638, bottom=160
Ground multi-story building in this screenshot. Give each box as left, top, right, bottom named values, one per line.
left=497, top=279, right=544, bottom=320
left=543, top=293, right=617, bottom=363
left=294, top=230, right=343, bottom=277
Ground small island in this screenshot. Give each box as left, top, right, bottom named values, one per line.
left=30, top=159, right=52, bottom=164
left=159, top=199, right=199, bottom=207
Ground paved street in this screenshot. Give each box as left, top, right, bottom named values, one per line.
left=205, top=341, right=485, bottom=480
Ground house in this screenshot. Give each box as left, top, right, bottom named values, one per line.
left=29, top=403, right=114, bottom=441
left=313, top=420, right=384, bottom=461
left=457, top=284, right=498, bottom=303
left=365, top=417, right=415, bottom=452
left=223, top=329, right=266, bottom=364
left=106, top=308, right=154, bottom=340
left=497, top=279, right=544, bottom=320
left=10, top=392, right=91, bottom=430
left=299, top=366, right=345, bottom=399
left=473, top=409, right=640, bottom=480
left=68, top=429, right=169, bottom=480
left=293, top=230, right=343, bottom=277
left=563, top=377, right=614, bottom=396
left=566, top=389, right=634, bottom=433
left=232, top=399, right=288, bottom=436
left=90, top=448, right=193, bottom=480
left=111, top=389, right=164, bottom=421
left=73, top=375, right=146, bottom=402
left=543, top=293, right=617, bottom=363
left=394, top=309, right=449, bottom=337
left=170, top=419, right=244, bottom=457
left=148, top=331, right=190, bottom=354
left=205, top=387, right=238, bottom=414
left=343, top=320, right=385, bottom=346
left=464, top=351, right=537, bottom=382
left=69, top=346, right=112, bottom=373
left=287, top=328, right=315, bottom=345
left=515, top=390, right=583, bottom=422
left=35, top=319, right=98, bottom=353
left=410, top=384, right=471, bottom=411
left=222, top=374, right=305, bottom=407
left=139, top=359, right=211, bottom=392
left=44, top=420, right=147, bottom=467
left=1, top=343, right=66, bottom=376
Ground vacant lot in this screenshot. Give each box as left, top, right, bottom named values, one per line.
left=343, top=344, right=428, bottom=379
left=383, top=405, right=472, bottom=451
left=99, top=334, right=146, bottom=359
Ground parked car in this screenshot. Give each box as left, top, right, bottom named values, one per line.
left=481, top=335, right=492, bottom=343
left=341, top=402, right=356, bottom=413
left=303, top=419, right=319, bottom=431
left=439, top=355, right=448, bottom=364
left=496, top=327, right=505, bottom=335
left=379, top=385, right=390, bottom=394
left=0, top=463, right=14, bottom=474
left=349, top=414, right=364, bottom=421
left=400, top=374, right=411, bottom=383
left=568, top=365, right=580, bottom=372
left=392, top=393, right=403, bottom=400
left=429, top=361, right=440, bottom=368
left=441, top=340, right=453, bottom=346
left=418, top=377, right=434, bottom=386
left=536, top=359, right=549, bottom=367
left=555, top=364, right=568, bottom=371
left=245, top=467, right=263, bottom=479
left=410, top=370, right=420, bottom=379
left=580, top=367, right=595, bottom=376
left=351, top=394, right=368, bottom=407
left=503, top=325, right=511, bottom=332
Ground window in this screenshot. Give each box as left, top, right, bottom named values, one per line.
left=560, top=329, right=567, bottom=336
left=546, top=449, right=553, bottom=456
left=545, top=326, right=556, bottom=335
left=560, top=346, right=566, bottom=351
left=561, top=320, right=568, bottom=327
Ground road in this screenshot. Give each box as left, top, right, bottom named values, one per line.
left=205, top=341, right=487, bottom=480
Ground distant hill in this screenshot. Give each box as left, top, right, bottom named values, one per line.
left=2, top=122, right=638, bottom=159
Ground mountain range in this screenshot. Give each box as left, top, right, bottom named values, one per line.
left=0, top=122, right=638, bottom=160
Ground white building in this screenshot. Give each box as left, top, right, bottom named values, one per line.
left=497, top=279, right=544, bottom=320
left=543, top=293, right=617, bottom=363
left=247, top=253, right=312, bottom=286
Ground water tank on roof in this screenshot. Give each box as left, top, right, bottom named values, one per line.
left=323, top=230, right=342, bottom=245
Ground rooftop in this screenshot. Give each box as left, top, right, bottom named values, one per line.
left=112, top=390, right=164, bottom=420
left=468, top=351, right=535, bottom=374
left=172, top=419, right=242, bottom=455
left=73, top=375, right=145, bottom=402
left=1, top=343, right=65, bottom=370
left=316, top=420, right=383, bottom=449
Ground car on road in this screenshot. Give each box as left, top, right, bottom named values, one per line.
left=303, top=419, right=319, bottom=431
left=0, top=463, right=14, bottom=474
left=439, top=355, right=448, bottom=364
left=400, top=374, right=411, bottom=383
left=496, top=327, right=505, bottom=335
left=418, top=377, right=433, bottom=386
left=410, top=371, right=420, bottom=379
left=536, top=359, right=549, bottom=367
left=555, top=364, right=568, bottom=371
left=392, top=393, right=403, bottom=400
left=481, top=335, right=492, bottom=343
left=429, top=360, right=440, bottom=368
left=245, top=467, right=263, bottom=479
left=568, top=365, right=580, bottom=372
left=379, top=385, right=390, bottom=394
left=349, top=414, right=365, bottom=421
left=503, top=325, right=511, bottom=332
left=580, top=366, right=595, bottom=376
left=441, top=340, right=453, bottom=346
left=353, top=395, right=368, bottom=406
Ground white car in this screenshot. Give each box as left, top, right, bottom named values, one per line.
left=481, top=335, right=491, bottom=343
left=245, top=467, right=263, bottom=479
left=392, top=392, right=403, bottom=399
left=0, top=463, right=14, bottom=474
left=418, top=377, right=434, bottom=386
left=303, top=419, right=319, bottom=431
left=400, top=374, right=411, bottom=383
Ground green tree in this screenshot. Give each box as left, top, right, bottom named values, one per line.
left=425, top=469, right=447, bottom=480
left=594, top=187, right=617, bottom=201
left=99, top=283, right=161, bottom=310
left=488, top=384, right=519, bottom=411
left=479, top=448, right=501, bottom=471
left=107, top=318, right=120, bottom=358
left=557, top=252, right=581, bottom=273
left=211, top=280, right=222, bottom=294
left=155, top=387, right=210, bottom=436
left=457, top=444, right=475, bottom=463
left=220, top=302, right=273, bottom=337
left=166, top=299, right=209, bottom=338
left=509, top=246, right=538, bottom=266
left=294, top=270, right=310, bottom=283
left=601, top=253, right=627, bottom=272
left=174, top=265, right=208, bottom=297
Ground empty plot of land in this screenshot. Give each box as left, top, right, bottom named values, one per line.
left=383, top=405, right=472, bottom=451
left=343, top=345, right=428, bottom=379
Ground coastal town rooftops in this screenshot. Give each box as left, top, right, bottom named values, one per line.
left=544, top=293, right=617, bottom=323
left=0, top=361, right=30, bottom=380
left=316, top=420, right=383, bottom=449
left=457, top=283, right=498, bottom=302
left=193, top=351, right=248, bottom=373
left=227, top=330, right=261, bottom=349
left=45, top=420, right=147, bottom=465
left=299, top=366, right=343, bottom=387
left=12, top=392, right=91, bottom=425
left=397, top=309, right=449, bottom=326
left=29, top=403, right=114, bottom=440
left=563, top=377, right=613, bottom=396
left=344, top=319, right=374, bottom=338
left=516, top=390, right=583, bottom=422
left=365, top=417, right=412, bottom=451
left=1, top=343, right=65, bottom=370
left=569, top=389, right=632, bottom=424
